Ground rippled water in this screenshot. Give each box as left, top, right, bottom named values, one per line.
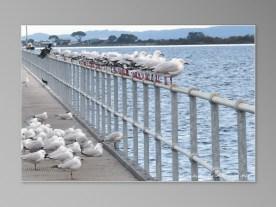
left=56, top=44, right=256, bottom=181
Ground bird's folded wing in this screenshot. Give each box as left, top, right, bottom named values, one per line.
left=58, top=159, right=76, bottom=168
left=154, top=62, right=177, bottom=73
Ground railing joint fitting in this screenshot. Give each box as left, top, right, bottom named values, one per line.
left=209, top=92, right=220, bottom=103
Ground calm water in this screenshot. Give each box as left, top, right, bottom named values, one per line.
left=57, top=45, right=256, bottom=181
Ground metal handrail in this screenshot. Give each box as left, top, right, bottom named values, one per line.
left=22, top=50, right=255, bottom=181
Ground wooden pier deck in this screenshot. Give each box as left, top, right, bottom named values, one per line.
left=21, top=68, right=137, bottom=181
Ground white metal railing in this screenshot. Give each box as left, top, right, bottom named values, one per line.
left=22, top=50, right=255, bottom=181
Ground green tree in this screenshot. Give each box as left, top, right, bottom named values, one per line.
left=187, top=32, right=205, bottom=42
left=117, top=34, right=138, bottom=43
left=48, top=35, right=59, bottom=44
left=108, top=35, right=117, bottom=43
left=71, top=31, right=86, bottom=42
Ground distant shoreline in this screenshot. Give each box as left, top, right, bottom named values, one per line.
left=33, top=43, right=254, bottom=50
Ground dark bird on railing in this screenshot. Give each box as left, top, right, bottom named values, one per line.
left=38, top=44, right=52, bottom=59
left=41, top=78, right=48, bottom=85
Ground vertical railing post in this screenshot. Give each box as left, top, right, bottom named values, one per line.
left=91, top=69, right=95, bottom=127
left=171, top=89, right=179, bottom=181
left=155, top=84, right=162, bottom=180
left=101, top=72, right=106, bottom=135
left=210, top=94, right=220, bottom=181
left=96, top=71, right=100, bottom=132
left=73, top=64, right=78, bottom=113
left=72, top=64, right=76, bottom=112
left=107, top=73, right=112, bottom=134
left=188, top=88, right=198, bottom=181
left=143, top=83, right=149, bottom=173
left=70, top=63, right=73, bottom=109
left=132, top=80, right=138, bottom=163
left=122, top=78, right=128, bottom=156
left=236, top=100, right=248, bottom=181
left=81, top=67, right=85, bottom=119
left=84, top=67, right=88, bottom=122
left=86, top=68, right=90, bottom=124
left=77, top=65, right=81, bottom=115
left=114, top=76, right=119, bottom=132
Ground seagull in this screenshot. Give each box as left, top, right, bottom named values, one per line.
left=21, top=128, right=28, bottom=139
left=22, top=128, right=36, bottom=139
left=33, top=112, right=48, bottom=122
left=44, top=136, right=65, bottom=152
left=28, top=117, right=39, bottom=124
left=28, top=121, right=42, bottom=130
left=54, top=156, right=82, bottom=180
left=153, top=58, right=188, bottom=85
left=104, top=131, right=123, bottom=150
left=55, top=112, right=73, bottom=120
left=74, top=130, right=88, bottom=146
left=80, top=140, right=94, bottom=150
left=21, top=149, right=46, bottom=170
left=54, top=129, right=65, bottom=137
left=82, top=143, right=103, bottom=157
left=64, top=129, right=79, bottom=144
left=47, top=146, right=73, bottom=162
left=23, top=137, right=44, bottom=152
left=66, top=142, right=81, bottom=154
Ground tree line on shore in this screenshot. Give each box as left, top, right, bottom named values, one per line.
left=23, top=31, right=255, bottom=47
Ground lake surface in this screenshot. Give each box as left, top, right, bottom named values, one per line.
left=56, top=44, right=256, bottom=181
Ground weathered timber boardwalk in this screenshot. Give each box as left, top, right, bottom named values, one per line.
left=21, top=68, right=137, bottom=181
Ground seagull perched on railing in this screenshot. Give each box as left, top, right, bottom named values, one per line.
left=153, top=58, right=188, bottom=85
left=38, top=44, right=52, bottom=59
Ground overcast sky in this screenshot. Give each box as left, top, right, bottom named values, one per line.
left=21, top=25, right=214, bottom=36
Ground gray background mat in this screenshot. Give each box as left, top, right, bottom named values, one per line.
left=0, top=0, right=275, bottom=206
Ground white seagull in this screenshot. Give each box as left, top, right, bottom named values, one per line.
left=153, top=58, right=188, bottom=85
left=47, top=146, right=73, bottom=162
left=55, top=112, right=73, bottom=120
left=67, top=142, right=81, bottom=154
left=104, top=131, right=123, bottom=149
left=44, top=136, right=65, bottom=152
left=33, top=112, right=48, bottom=122
left=23, top=137, right=44, bottom=152
left=82, top=143, right=103, bottom=157
left=21, top=149, right=46, bottom=170
left=55, top=156, right=82, bottom=180
left=22, top=128, right=36, bottom=139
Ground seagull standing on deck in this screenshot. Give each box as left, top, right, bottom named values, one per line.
left=33, top=112, right=48, bottom=122
left=54, top=156, right=82, bottom=180
left=82, top=142, right=103, bottom=157
left=103, top=132, right=124, bottom=149
left=21, top=149, right=46, bottom=170
left=55, top=112, right=73, bottom=120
